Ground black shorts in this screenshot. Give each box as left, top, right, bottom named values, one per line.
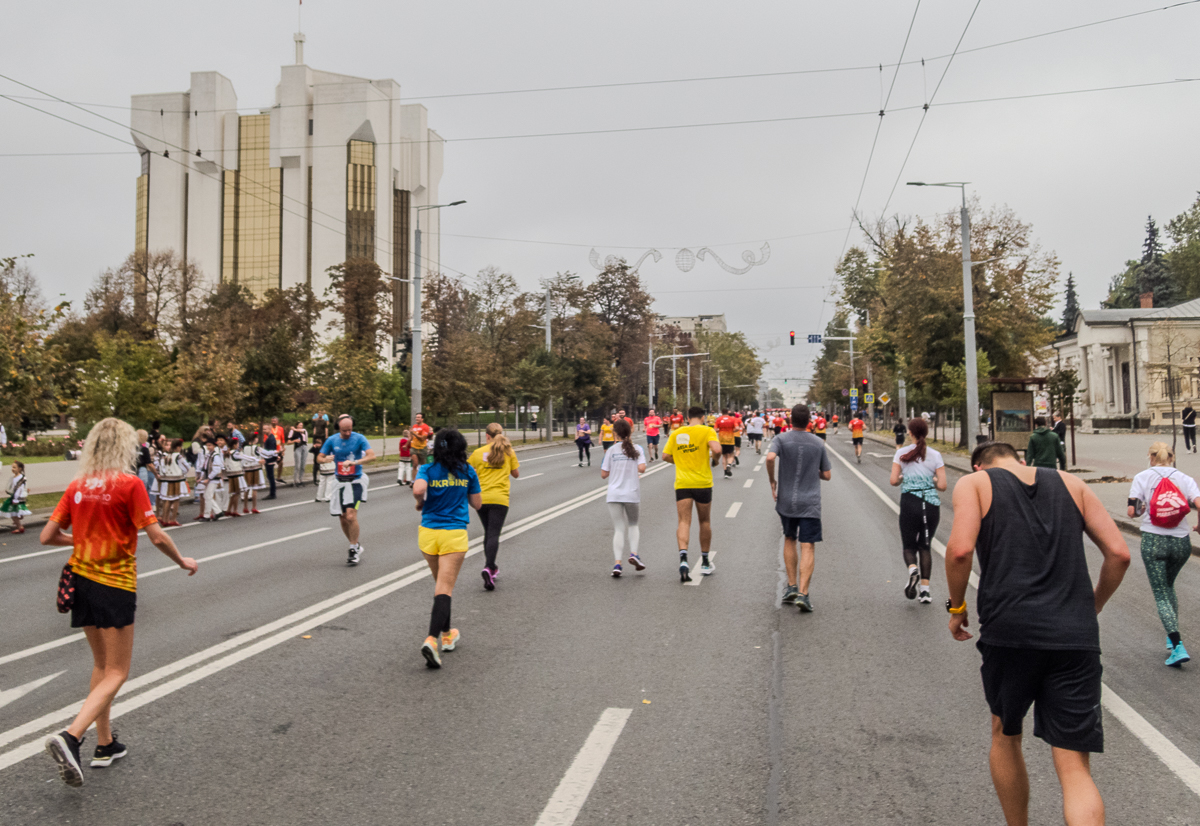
left=816, top=433, right=826, bottom=440
left=896, top=436, right=905, bottom=446
left=675, top=487, right=713, bottom=504
left=899, top=493, right=940, bottom=551
left=773, top=427, right=783, bottom=435
left=721, top=444, right=735, bottom=455
left=71, top=574, right=137, bottom=629
left=734, top=436, right=742, bottom=447
left=749, top=433, right=762, bottom=442
left=780, top=515, right=822, bottom=543
left=646, top=434, right=660, bottom=445
left=978, top=643, right=1104, bottom=753
left=852, top=437, right=864, bottom=445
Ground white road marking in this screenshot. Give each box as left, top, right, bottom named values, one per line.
left=744, top=479, right=754, bottom=489
left=868, top=452, right=891, bottom=458
left=725, top=502, right=743, bottom=518
left=0, top=468, right=670, bottom=771
left=827, top=446, right=1200, bottom=799
left=0, top=672, right=65, bottom=711
left=518, top=473, right=545, bottom=481
left=534, top=708, right=632, bottom=826
left=0, top=546, right=69, bottom=565
left=0, top=636, right=84, bottom=668
left=521, top=450, right=579, bottom=463
left=686, top=550, right=717, bottom=588
left=139, top=528, right=331, bottom=578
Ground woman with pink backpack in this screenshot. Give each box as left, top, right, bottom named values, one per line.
left=1128, top=441, right=1200, bottom=667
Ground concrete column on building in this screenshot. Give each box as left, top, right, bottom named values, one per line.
left=130, top=91, right=191, bottom=257
left=185, top=72, right=237, bottom=286
left=277, top=64, right=313, bottom=291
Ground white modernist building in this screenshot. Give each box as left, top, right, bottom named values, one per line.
left=130, top=36, right=444, bottom=357
left=656, top=314, right=728, bottom=339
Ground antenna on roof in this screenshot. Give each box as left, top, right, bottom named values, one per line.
left=294, top=0, right=305, bottom=64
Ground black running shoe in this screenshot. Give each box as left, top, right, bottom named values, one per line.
left=904, top=569, right=919, bottom=600
left=679, top=560, right=692, bottom=582
left=91, top=733, right=128, bottom=767
left=45, top=731, right=84, bottom=787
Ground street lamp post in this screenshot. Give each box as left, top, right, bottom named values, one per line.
left=411, top=199, right=466, bottom=421
left=907, top=181, right=978, bottom=447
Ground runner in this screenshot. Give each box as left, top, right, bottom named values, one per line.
left=599, top=415, right=615, bottom=453
left=575, top=417, right=593, bottom=467
left=766, top=405, right=831, bottom=612
left=849, top=414, right=866, bottom=463
left=410, top=413, right=434, bottom=475
left=814, top=412, right=827, bottom=441
left=316, top=414, right=375, bottom=566
left=732, top=412, right=744, bottom=466
left=669, top=408, right=685, bottom=436
left=413, top=428, right=482, bottom=668
left=468, top=422, right=520, bottom=590
left=771, top=412, right=786, bottom=441
left=616, top=408, right=634, bottom=431
left=41, top=418, right=198, bottom=787
left=643, top=407, right=663, bottom=461
left=831, top=413, right=839, bottom=435
left=747, top=410, right=766, bottom=454
left=946, top=440, right=1130, bottom=824
left=663, top=406, right=722, bottom=582
left=889, top=418, right=946, bottom=604
left=602, top=418, right=647, bottom=577
left=714, top=408, right=738, bottom=479
left=1128, top=442, right=1200, bottom=666
left=893, top=418, right=907, bottom=446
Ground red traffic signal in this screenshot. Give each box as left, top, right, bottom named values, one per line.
left=789, top=331, right=795, bottom=345
left=861, top=379, right=869, bottom=387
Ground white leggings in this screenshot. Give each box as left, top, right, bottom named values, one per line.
left=607, top=502, right=640, bottom=562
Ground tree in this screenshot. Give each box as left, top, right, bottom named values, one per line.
left=75, top=332, right=171, bottom=426
left=939, top=349, right=996, bottom=446
left=0, top=256, right=64, bottom=432
left=1046, top=366, right=1081, bottom=425
left=325, top=258, right=394, bottom=353
left=1061, top=272, right=1079, bottom=333
left=1139, top=216, right=1177, bottom=308
left=1166, top=192, right=1200, bottom=301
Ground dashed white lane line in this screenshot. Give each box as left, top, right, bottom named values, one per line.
left=0, top=672, right=65, bottom=711
left=725, top=502, right=743, bottom=519
left=534, top=707, right=633, bottom=826
left=518, top=473, right=545, bottom=481
left=521, top=450, right=579, bottom=463
left=685, top=550, right=717, bottom=587
left=826, top=446, right=1200, bottom=799
left=744, top=479, right=754, bottom=489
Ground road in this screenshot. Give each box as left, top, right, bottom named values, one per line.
left=0, top=436, right=1198, bottom=824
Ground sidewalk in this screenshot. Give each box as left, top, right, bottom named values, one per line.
left=866, top=429, right=1200, bottom=556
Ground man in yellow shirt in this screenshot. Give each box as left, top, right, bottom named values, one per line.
left=663, top=406, right=722, bottom=582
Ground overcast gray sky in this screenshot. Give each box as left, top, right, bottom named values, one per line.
left=3, top=0, right=1199, bottom=390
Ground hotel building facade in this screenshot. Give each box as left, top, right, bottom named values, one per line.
left=131, top=39, right=444, bottom=358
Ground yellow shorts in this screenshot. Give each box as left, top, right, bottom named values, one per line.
left=418, top=527, right=469, bottom=556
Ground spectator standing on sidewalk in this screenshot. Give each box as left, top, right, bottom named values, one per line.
left=271, top=418, right=286, bottom=479
left=1128, top=442, right=1200, bottom=667
left=261, top=428, right=279, bottom=500
left=1183, top=405, right=1197, bottom=454
left=288, top=421, right=309, bottom=486
left=1052, top=412, right=1067, bottom=444
left=946, top=441, right=1129, bottom=826
left=1026, top=416, right=1066, bottom=470
left=311, top=414, right=330, bottom=485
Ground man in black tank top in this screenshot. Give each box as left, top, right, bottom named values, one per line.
left=944, top=441, right=1130, bottom=825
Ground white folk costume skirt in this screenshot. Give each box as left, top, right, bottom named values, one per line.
left=158, top=477, right=189, bottom=502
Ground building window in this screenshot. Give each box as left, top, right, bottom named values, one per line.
left=221, top=113, right=282, bottom=298
left=1163, top=374, right=1183, bottom=400
left=393, top=189, right=410, bottom=336
left=346, top=139, right=376, bottom=261
left=135, top=172, right=149, bottom=254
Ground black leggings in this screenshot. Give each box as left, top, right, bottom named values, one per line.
left=577, top=443, right=591, bottom=463
left=477, top=504, right=509, bottom=570
left=899, top=492, right=940, bottom=580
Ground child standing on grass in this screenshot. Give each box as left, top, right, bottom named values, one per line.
left=2, top=460, right=30, bottom=533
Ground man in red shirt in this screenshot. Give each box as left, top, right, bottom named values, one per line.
left=616, top=408, right=634, bottom=429
left=669, top=409, right=685, bottom=435
left=643, top=408, right=663, bottom=460
left=715, top=409, right=738, bottom=478
left=849, top=415, right=866, bottom=463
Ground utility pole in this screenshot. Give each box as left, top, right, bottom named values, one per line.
left=686, top=359, right=692, bottom=407
left=545, top=288, right=553, bottom=442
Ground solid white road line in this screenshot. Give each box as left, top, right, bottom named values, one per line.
left=725, top=502, right=743, bottom=518
left=743, top=478, right=754, bottom=488
left=0, top=636, right=84, bottom=668
left=138, top=528, right=331, bottom=579
left=0, top=546, right=69, bottom=565
left=686, top=550, right=716, bottom=588
left=518, top=473, right=546, bottom=481
left=0, top=672, right=66, bottom=711
left=534, top=707, right=633, bottom=826
left=827, top=446, right=1200, bottom=800
left=0, top=468, right=670, bottom=771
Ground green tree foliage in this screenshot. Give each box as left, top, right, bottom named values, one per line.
left=1061, top=272, right=1079, bottom=333
left=1166, top=193, right=1200, bottom=301
left=76, top=332, right=171, bottom=424
left=0, top=255, right=65, bottom=432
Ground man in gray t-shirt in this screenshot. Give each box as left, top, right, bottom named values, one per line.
left=766, top=404, right=831, bottom=612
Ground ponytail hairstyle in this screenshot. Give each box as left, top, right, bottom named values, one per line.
left=432, top=428, right=470, bottom=478
left=900, top=417, right=928, bottom=463
left=613, top=418, right=638, bottom=460
left=1149, top=441, right=1174, bottom=467
left=485, top=422, right=514, bottom=468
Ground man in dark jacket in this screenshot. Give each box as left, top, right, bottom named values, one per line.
left=1052, top=411, right=1067, bottom=444
left=1026, top=416, right=1066, bottom=469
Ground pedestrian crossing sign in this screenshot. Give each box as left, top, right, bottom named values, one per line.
left=865, top=393, right=875, bottom=404
left=850, top=389, right=858, bottom=398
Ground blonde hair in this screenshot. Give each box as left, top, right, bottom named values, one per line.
left=1149, top=441, right=1175, bottom=467
left=136, top=429, right=148, bottom=443
left=484, top=422, right=514, bottom=468
left=79, top=418, right=140, bottom=481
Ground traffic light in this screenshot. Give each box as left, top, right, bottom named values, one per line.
left=789, top=331, right=795, bottom=345
left=861, top=378, right=869, bottom=396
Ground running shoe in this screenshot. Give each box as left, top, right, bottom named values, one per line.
left=699, top=559, right=715, bottom=576
left=612, top=563, right=622, bottom=578
left=628, top=554, right=645, bottom=571
left=440, top=628, right=460, bottom=651
left=1167, top=643, right=1191, bottom=668
left=796, top=593, right=813, bottom=613
left=481, top=567, right=496, bottom=591
left=782, top=585, right=799, bottom=605
left=45, top=731, right=84, bottom=787
left=918, top=592, right=933, bottom=605
left=904, top=569, right=920, bottom=600
left=724, top=467, right=733, bottom=479
left=347, top=545, right=362, bottom=566
left=421, top=637, right=442, bottom=668
left=90, top=733, right=127, bottom=767
left=679, top=559, right=692, bottom=582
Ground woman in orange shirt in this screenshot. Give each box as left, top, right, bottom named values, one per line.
left=40, top=418, right=198, bottom=787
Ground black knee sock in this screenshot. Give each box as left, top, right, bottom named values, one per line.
left=1170, top=631, right=1182, bottom=647
left=429, top=594, right=451, bottom=638
left=679, top=550, right=687, bottom=563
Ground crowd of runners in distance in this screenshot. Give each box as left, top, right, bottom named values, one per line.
left=36, top=399, right=1200, bottom=825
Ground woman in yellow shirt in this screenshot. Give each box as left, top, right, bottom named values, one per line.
left=600, top=416, right=615, bottom=452
left=467, top=423, right=520, bottom=590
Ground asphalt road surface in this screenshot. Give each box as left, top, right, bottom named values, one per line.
left=1, top=436, right=1198, bottom=824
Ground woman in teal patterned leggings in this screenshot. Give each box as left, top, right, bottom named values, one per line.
left=1128, top=441, right=1200, bottom=667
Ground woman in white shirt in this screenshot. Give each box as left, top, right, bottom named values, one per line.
left=601, top=419, right=647, bottom=577
left=1127, top=441, right=1200, bottom=667
left=889, top=417, right=946, bottom=604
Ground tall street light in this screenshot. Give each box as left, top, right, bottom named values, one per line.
left=411, top=199, right=466, bottom=419
left=907, top=181, right=979, bottom=447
